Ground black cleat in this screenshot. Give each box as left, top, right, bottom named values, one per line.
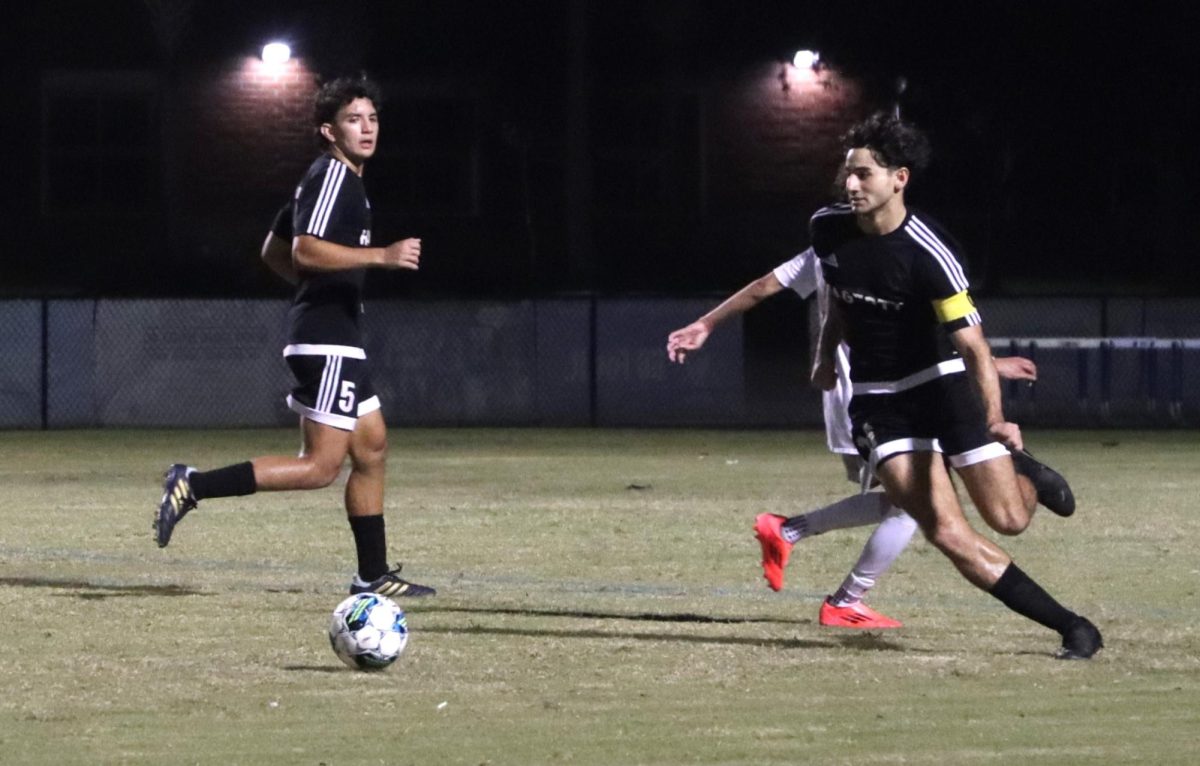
left=1057, top=617, right=1103, bottom=660
left=1011, top=448, right=1075, bottom=517
left=155, top=463, right=197, bottom=548
left=350, top=563, right=437, bottom=598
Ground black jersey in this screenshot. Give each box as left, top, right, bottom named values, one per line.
left=811, top=203, right=981, bottom=392
left=286, top=155, right=373, bottom=348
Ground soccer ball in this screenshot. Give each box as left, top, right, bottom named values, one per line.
left=328, top=593, right=409, bottom=670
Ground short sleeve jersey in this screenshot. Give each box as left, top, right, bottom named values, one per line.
left=810, top=203, right=980, bottom=387
left=286, top=155, right=373, bottom=348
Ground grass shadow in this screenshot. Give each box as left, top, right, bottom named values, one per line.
left=417, top=604, right=811, bottom=626
left=0, top=576, right=208, bottom=599
left=281, top=665, right=347, bottom=673
left=419, top=623, right=908, bottom=652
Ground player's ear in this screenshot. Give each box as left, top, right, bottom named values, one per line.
left=319, top=122, right=336, bottom=144
left=894, top=166, right=910, bottom=193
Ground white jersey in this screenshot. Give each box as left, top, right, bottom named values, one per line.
left=773, top=249, right=856, bottom=455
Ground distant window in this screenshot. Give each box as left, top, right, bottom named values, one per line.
left=41, top=71, right=159, bottom=217
left=369, top=94, right=478, bottom=215
left=592, top=91, right=703, bottom=217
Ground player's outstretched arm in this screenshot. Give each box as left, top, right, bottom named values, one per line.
left=666, top=321, right=712, bottom=363
left=261, top=231, right=299, bottom=285
left=293, top=235, right=421, bottom=272
left=666, top=272, right=784, bottom=363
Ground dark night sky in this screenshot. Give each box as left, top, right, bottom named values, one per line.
left=6, top=1, right=1199, bottom=296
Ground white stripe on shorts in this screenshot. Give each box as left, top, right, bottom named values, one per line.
left=947, top=442, right=1010, bottom=468
left=283, top=344, right=366, bottom=359
left=316, top=355, right=342, bottom=413
left=286, top=394, right=357, bottom=431
left=873, top=437, right=943, bottom=466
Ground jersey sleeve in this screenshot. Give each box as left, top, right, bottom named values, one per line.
left=772, top=248, right=818, bottom=298
left=292, top=157, right=350, bottom=240
left=270, top=201, right=293, bottom=240
left=907, top=215, right=981, bottom=331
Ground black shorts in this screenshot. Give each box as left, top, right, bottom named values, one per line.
left=283, top=344, right=380, bottom=431
left=848, top=372, right=1008, bottom=470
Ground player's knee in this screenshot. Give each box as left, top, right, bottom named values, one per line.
left=924, top=521, right=972, bottom=557
left=351, top=434, right=387, bottom=471
left=988, top=505, right=1030, bottom=536
left=301, top=457, right=343, bottom=489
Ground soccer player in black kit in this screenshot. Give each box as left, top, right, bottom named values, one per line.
left=154, top=75, right=435, bottom=598
left=757, top=113, right=1101, bottom=658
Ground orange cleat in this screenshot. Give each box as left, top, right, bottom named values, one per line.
left=819, top=597, right=903, bottom=629
left=753, top=513, right=793, bottom=591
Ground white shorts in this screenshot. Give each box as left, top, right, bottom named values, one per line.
left=823, top=343, right=857, bottom=455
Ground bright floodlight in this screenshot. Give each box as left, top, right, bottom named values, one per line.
left=792, top=49, right=820, bottom=70
left=262, top=42, right=291, bottom=66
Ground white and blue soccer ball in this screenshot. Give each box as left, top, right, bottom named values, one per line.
left=328, top=593, right=409, bottom=670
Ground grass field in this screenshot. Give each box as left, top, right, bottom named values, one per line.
left=1, top=428, right=1198, bottom=765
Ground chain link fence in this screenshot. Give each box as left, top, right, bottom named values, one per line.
left=3, top=297, right=1199, bottom=429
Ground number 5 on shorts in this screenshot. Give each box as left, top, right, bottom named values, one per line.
left=338, top=381, right=357, bottom=413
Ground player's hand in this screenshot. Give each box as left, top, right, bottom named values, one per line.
left=666, top=321, right=711, bottom=363
left=994, top=356, right=1037, bottom=382
left=382, top=238, right=421, bottom=270
left=811, top=359, right=837, bottom=391
left=988, top=421, right=1024, bottom=451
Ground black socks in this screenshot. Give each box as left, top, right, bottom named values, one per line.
left=989, top=562, right=1077, bottom=635
left=349, top=514, right=388, bottom=582
left=189, top=462, right=257, bottom=500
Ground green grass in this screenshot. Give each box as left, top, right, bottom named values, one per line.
left=0, top=428, right=1197, bottom=765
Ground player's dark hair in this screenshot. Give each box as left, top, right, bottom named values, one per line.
left=841, top=112, right=931, bottom=175
left=313, top=74, right=383, bottom=148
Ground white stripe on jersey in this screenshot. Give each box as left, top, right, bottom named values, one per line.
left=307, top=159, right=346, bottom=237
left=810, top=203, right=853, bottom=222
left=904, top=216, right=969, bottom=292
left=306, top=159, right=338, bottom=235
left=315, top=165, right=346, bottom=236
left=851, top=358, right=967, bottom=395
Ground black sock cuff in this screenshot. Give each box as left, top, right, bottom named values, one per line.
left=190, top=462, right=257, bottom=500
left=989, top=562, right=1026, bottom=599
left=989, top=562, right=1077, bottom=634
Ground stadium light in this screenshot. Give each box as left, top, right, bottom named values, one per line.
left=792, top=49, right=820, bottom=70
left=261, top=42, right=291, bottom=66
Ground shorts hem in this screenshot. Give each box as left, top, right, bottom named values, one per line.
left=286, top=395, right=357, bottom=431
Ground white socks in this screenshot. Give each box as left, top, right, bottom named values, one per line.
left=781, top=491, right=892, bottom=543
left=830, top=506, right=918, bottom=605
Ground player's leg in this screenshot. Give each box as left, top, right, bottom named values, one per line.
left=154, top=416, right=352, bottom=548
left=882, top=448, right=1101, bottom=659
left=820, top=506, right=916, bottom=629
left=154, top=351, right=359, bottom=547
left=876, top=450, right=1010, bottom=587
left=948, top=448, right=1031, bottom=536
left=753, top=381, right=897, bottom=592
left=344, top=391, right=435, bottom=598
left=754, top=491, right=892, bottom=592
left=251, top=418, right=351, bottom=490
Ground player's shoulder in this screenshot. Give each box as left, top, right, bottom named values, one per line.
left=302, top=153, right=336, bottom=178
left=808, top=202, right=857, bottom=251
left=298, top=154, right=356, bottom=189
left=809, top=202, right=854, bottom=229
left=901, top=209, right=965, bottom=257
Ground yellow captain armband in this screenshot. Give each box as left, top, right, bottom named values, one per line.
left=932, top=290, right=977, bottom=323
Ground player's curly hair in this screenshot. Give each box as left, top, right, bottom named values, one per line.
left=313, top=74, right=383, bottom=148
left=841, top=112, right=931, bottom=174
